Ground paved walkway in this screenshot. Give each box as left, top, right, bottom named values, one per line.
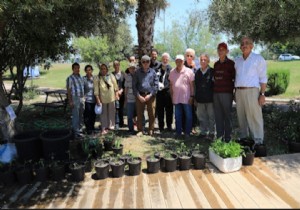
left=1, top=153, right=300, bottom=208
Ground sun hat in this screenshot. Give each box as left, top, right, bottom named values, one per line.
left=175, top=54, right=184, bottom=61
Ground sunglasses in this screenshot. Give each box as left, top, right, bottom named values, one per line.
left=186, top=55, right=194, bottom=58
left=142, top=60, right=150, bottom=64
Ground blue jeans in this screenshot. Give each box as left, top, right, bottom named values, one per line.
left=72, top=96, right=84, bottom=135
left=127, top=102, right=136, bottom=131
left=175, top=103, right=192, bottom=136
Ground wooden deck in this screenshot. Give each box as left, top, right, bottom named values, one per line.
left=1, top=153, right=300, bottom=208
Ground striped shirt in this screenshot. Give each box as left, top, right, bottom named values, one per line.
left=83, top=75, right=96, bottom=103
left=66, top=74, right=84, bottom=97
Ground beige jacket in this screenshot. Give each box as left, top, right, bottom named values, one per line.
left=94, top=73, right=118, bottom=104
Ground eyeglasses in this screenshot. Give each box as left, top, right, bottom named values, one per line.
left=142, top=60, right=150, bottom=64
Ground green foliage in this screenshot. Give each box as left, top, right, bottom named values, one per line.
left=208, top=0, right=300, bottom=43
left=114, top=137, right=122, bottom=149
left=22, top=85, right=40, bottom=100
left=176, top=142, right=190, bottom=156
left=266, top=68, right=290, bottom=96
left=210, top=138, right=244, bottom=158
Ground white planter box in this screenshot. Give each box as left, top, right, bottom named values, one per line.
left=209, top=149, right=242, bottom=173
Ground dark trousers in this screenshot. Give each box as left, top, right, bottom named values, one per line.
left=156, top=90, right=173, bottom=130
left=213, top=93, right=233, bottom=140
left=116, top=94, right=125, bottom=127
left=83, top=102, right=96, bottom=132
left=182, top=104, right=197, bottom=131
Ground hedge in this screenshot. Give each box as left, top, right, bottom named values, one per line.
left=266, top=68, right=290, bottom=96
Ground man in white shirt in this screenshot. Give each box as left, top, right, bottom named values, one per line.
left=234, top=37, right=268, bottom=147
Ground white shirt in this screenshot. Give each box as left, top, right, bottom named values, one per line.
left=234, top=52, right=268, bottom=88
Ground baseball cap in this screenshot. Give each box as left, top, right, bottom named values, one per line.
left=175, top=54, right=184, bottom=61
left=141, top=55, right=150, bottom=61
left=217, top=42, right=228, bottom=50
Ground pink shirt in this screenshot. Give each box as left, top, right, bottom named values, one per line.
left=169, top=66, right=195, bottom=104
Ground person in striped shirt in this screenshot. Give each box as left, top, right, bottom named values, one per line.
left=66, top=62, right=85, bottom=139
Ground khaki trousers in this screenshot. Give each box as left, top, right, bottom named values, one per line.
left=136, top=96, right=156, bottom=133
left=100, top=101, right=115, bottom=130
left=235, top=88, right=264, bottom=143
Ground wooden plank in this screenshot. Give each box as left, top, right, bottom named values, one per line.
left=122, top=173, right=136, bottom=208
left=136, top=172, right=151, bottom=208
left=92, top=178, right=112, bottom=208
left=169, top=170, right=197, bottom=208
left=107, top=176, right=125, bottom=208
left=146, top=173, right=167, bottom=208
left=155, top=172, right=182, bottom=208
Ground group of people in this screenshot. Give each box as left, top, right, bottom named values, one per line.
left=66, top=36, right=267, bottom=146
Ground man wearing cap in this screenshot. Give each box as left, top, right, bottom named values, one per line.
left=169, top=54, right=195, bottom=138
left=213, top=42, right=236, bottom=142
left=234, top=37, right=267, bottom=147
left=133, top=55, right=159, bottom=136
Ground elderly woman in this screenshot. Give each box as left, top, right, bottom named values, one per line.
left=94, top=63, right=119, bottom=135
left=195, top=53, right=215, bottom=140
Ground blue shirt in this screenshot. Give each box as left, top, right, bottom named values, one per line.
left=133, top=67, right=158, bottom=97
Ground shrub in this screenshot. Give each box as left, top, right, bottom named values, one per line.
left=23, top=85, right=41, bottom=100
left=266, top=68, right=290, bottom=96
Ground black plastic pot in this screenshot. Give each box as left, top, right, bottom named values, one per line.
left=120, top=153, right=132, bottom=165
left=0, top=168, right=16, bottom=186
left=40, top=129, right=71, bottom=161
left=178, top=153, right=192, bottom=171
left=127, top=157, right=142, bottom=176
left=155, top=152, right=165, bottom=170
left=103, top=140, right=114, bottom=151
left=163, top=153, right=178, bottom=172
left=94, top=160, right=110, bottom=179
left=16, top=167, right=33, bottom=185
left=254, top=144, right=267, bottom=157
left=13, top=130, right=43, bottom=162
left=69, top=163, right=85, bottom=182
left=111, top=144, right=123, bottom=155
left=146, top=156, right=160, bottom=174
left=34, top=166, right=49, bottom=182
left=242, top=152, right=255, bottom=166
left=81, top=159, right=92, bottom=173
left=192, top=152, right=205, bottom=170
left=289, top=141, right=300, bottom=153
left=50, top=163, right=65, bottom=181
left=109, top=159, right=125, bottom=178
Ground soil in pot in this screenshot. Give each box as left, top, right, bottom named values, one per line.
left=109, top=159, right=125, bottom=178
left=13, top=130, right=43, bottom=162
left=127, top=157, right=142, bottom=176
left=178, top=153, right=192, bottom=171
left=69, top=163, right=85, bottom=182
left=192, top=151, right=205, bottom=170
left=146, top=156, right=160, bottom=174
left=163, top=153, right=178, bottom=172
left=94, top=160, right=110, bottom=179
left=254, top=144, right=267, bottom=157
left=242, top=152, right=255, bottom=166
left=111, top=144, right=123, bottom=156
left=16, top=167, right=33, bottom=185
left=40, top=129, right=71, bottom=161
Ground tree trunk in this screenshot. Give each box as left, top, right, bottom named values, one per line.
left=136, top=0, right=157, bottom=61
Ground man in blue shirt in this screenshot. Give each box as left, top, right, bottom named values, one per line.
left=133, top=55, right=159, bottom=136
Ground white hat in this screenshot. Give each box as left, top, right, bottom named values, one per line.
left=175, top=54, right=184, bottom=61
left=94, top=104, right=102, bottom=115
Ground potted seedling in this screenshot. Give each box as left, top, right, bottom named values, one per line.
left=49, top=153, right=65, bottom=181
left=177, top=142, right=192, bottom=171
left=120, top=150, right=133, bottom=165
left=69, top=162, right=85, bottom=182
left=162, top=150, right=178, bottom=172
left=109, top=154, right=125, bottom=178
left=242, top=146, right=255, bottom=166
left=146, top=152, right=160, bottom=174
left=127, top=152, right=142, bottom=176
left=209, top=138, right=244, bottom=173
left=111, top=137, right=123, bottom=155
left=33, top=158, right=49, bottom=182
left=103, top=132, right=115, bottom=151
left=94, top=157, right=110, bottom=180
left=191, top=144, right=205, bottom=170
left=15, top=159, right=33, bottom=185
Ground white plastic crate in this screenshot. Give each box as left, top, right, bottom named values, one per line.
left=209, top=149, right=242, bottom=173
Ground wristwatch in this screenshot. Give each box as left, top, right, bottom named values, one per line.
left=260, top=92, right=265, bottom=96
